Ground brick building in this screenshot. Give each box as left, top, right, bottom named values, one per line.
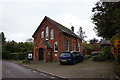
left=32, top=16, right=83, bottom=62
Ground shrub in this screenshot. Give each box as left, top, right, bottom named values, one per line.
left=92, top=46, right=115, bottom=61
left=2, top=52, right=27, bottom=60
left=110, top=33, right=120, bottom=76
left=91, top=51, right=101, bottom=56
left=2, top=51, right=11, bottom=59
left=10, top=53, right=27, bottom=60
left=92, top=54, right=106, bottom=61
left=84, top=55, right=91, bottom=60
left=101, top=46, right=115, bottom=60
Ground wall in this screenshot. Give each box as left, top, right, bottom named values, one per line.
left=33, top=18, right=83, bottom=62
left=85, top=49, right=100, bottom=55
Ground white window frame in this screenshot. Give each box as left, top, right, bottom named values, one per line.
left=46, top=26, right=49, bottom=40
left=78, top=43, right=80, bottom=52
left=73, top=42, right=76, bottom=51
left=50, top=29, right=54, bottom=40
left=41, top=31, right=44, bottom=39
left=66, top=40, right=69, bottom=51
left=54, top=41, right=58, bottom=52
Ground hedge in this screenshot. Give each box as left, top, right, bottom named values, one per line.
left=2, top=52, right=26, bottom=60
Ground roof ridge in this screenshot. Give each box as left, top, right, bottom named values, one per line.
left=33, top=16, right=81, bottom=40
left=46, top=16, right=78, bottom=37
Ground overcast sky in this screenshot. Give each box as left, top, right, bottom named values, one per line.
left=0, top=0, right=101, bottom=42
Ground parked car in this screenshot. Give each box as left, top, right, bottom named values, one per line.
left=59, top=51, right=84, bottom=65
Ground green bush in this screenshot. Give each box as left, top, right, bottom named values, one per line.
left=2, top=51, right=11, bottom=59
left=10, top=53, right=27, bottom=60
left=91, top=51, right=101, bottom=56
left=84, top=55, right=91, bottom=60
left=92, top=54, right=106, bottom=61
left=101, top=46, right=115, bottom=60
left=2, top=52, right=27, bottom=60
left=92, top=46, right=115, bottom=61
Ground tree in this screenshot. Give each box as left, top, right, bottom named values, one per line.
left=18, top=42, right=33, bottom=53
left=3, top=40, right=18, bottom=53
left=0, top=32, right=6, bottom=45
left=26, top=38, right=33, bottom=43
left=92, top=2, right=120, bottom=39
left=77, top=27, right=87, bottom=41
left=89, top=38, right=98, bottom=44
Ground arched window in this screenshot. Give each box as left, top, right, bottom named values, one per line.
left=51, top=29, right=54, bottom=40
left=73, top=42, right=76, bottom=51
left=54, top=41, right=58, bottom=52
left=41, top=31, right=44, bottom=39
left=46, top=26, right=49, bottom=40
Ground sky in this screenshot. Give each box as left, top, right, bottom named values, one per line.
left=0, top=0, right=101, bottom=42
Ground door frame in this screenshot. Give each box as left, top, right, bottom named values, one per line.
left=39, top=48, right=44, bottom=60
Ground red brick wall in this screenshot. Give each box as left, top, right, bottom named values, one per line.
left=33, top=18, right=83, bottom=62
left=85, top=49, right=100, bottom=55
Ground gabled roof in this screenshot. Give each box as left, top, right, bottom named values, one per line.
left=43, top=40, right=52, bottom=49
left=32, top=16, right=80, bottom=39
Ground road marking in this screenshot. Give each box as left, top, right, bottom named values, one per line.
left=33, top=70, right=37, bottom=73
left=28, top=69, right=31, bottom=70
left=40, top=73, right=47, bottom=76
left=51, top=77, right=56, bottom=79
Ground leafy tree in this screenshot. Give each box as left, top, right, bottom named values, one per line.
left=92, top=2, right=120, bottom=39
left=89, top=38, right=98, bottom=44
left=77, top=27, right=87, bottom=41
left=18, top=42, right=33, bottom=53
left=82, top=42, right=94, bottom=49
left=26, top=38, right=33, bottom=43
left=0, top=32, right=6, bottom=45
left=2, top=36, right=33, bottom=60
left=3, top=40, right=18, bottom=53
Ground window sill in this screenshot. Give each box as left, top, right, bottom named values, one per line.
left=51, top=38, right=54, bottom=40
left=54, top=51, right=58, bottom=52
left=46, top=39, right=49, bottom=41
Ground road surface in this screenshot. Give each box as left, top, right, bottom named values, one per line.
left=2, top=61, right=64, bottom=80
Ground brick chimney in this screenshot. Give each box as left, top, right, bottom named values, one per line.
left=71, top=26, right=74, bottom=32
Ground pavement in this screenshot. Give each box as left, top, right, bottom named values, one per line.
left=2, top=60, right=67, bottom=80
left=14, top=60, right=117, bottom=79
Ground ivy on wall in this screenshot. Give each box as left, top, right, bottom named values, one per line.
left=110, top=33, right=120, bottom=75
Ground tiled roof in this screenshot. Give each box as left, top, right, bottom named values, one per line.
left=43, top=40, right=53, bottom=49
left=32, top=16, right=81, bottom=39
left=46, top=16, right=79, bottom=38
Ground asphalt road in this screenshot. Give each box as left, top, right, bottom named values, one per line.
left=2, top=61, right=65, bottom=80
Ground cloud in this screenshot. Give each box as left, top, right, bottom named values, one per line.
left=1, top=0, right=98, bottom=3
left=0, top=0, right=100, bottom=42
left=55, top=14, right=101, bottom=41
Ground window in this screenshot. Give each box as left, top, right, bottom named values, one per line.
left=60, top=52, right=70, bottom=57
left=73, top=52, right=77, bottom=56
left=50, top=29, right=54, bottom=40
left=54, top=41, right=58, bottom=52
left=73, top=42, right=76, bottom=51
left=46, top=26, right=49, bottom=40
left=78, top=43, right=80, bottom=52
left=41, top=31, right=44, bottom=39
left=66, top=40, right=69, bottom=51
